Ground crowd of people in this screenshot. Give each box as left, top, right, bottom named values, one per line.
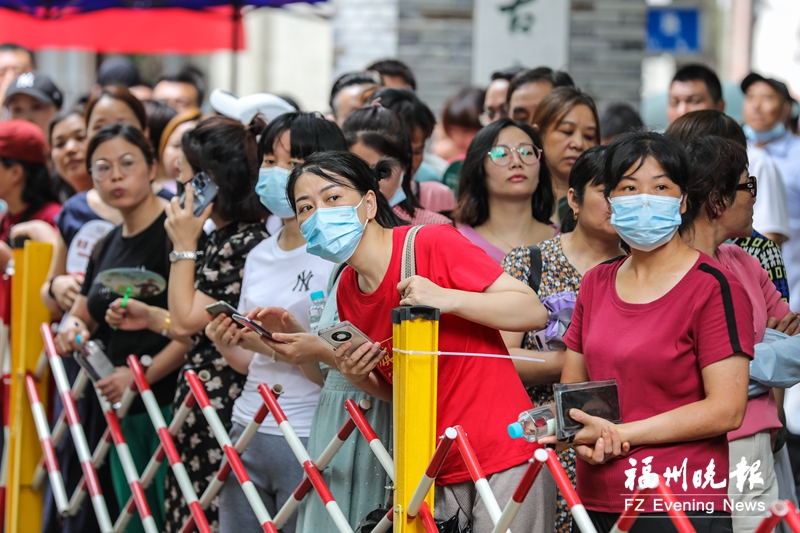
left=3, top=40, right=800, bottom=533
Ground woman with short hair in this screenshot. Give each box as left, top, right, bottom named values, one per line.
left=542, top=132, right=754, bottom=533
left=55, top=124, right=190, bottom=533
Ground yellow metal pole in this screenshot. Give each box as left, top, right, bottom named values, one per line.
left=393, top=305, right=439, bottom=532
left=6, top=240, right=52, bottom=533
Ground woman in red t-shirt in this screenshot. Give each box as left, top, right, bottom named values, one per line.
left=541, top=132, right=754, bottom=533
left=285, top=150, right=555, bottom=532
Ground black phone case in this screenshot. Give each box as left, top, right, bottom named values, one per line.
left=554, top=380, right=622, bottom=440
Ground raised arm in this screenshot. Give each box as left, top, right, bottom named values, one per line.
left=164, top=190, right=217, bottom=338
left=398, top=271, right=548, bottom=332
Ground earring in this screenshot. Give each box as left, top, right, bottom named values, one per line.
left=573, top=213, right=578, bottom=220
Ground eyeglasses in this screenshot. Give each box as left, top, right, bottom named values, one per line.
left=735, top=176, right=757, bottom=198
left=479, top=107, right=507, bottom=127
left=91, top=155, right=141, bottom=181
left=487, top=144, right=542, bottom=166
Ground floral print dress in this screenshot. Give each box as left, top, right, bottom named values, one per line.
left=502, top=234, right=581, bottom=533
left=164, top=222, right=268, bottom=532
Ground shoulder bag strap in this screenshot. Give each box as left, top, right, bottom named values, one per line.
left=401, top=226, right=423, bottom=281
left=527, top=246, right=542, bottom=295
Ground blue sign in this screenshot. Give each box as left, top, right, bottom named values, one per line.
left=647, top=8, right=700, bottom=53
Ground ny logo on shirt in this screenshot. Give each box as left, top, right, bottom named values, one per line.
left=293, top=270, right=314, bottom=292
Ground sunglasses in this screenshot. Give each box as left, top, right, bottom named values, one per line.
left=735, top=176, right=757, bottom=198
left=487, top=144, right=542, bottom=166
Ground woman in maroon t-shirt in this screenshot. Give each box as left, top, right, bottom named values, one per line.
left=284, top=150, right=556, bottom=532
left=541, top=132, right=754, bottom=533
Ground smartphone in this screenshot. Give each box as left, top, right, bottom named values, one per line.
left=179, top=171, right=219, bottom=217
left=317, top=321, right=373, bottom=357
left=232, top=314, right=277, bottom=342
left=74, top=340, right=115, bottom=383
left=205, top=301, right=239, bottom=318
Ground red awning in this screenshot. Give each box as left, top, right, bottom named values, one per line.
left=0, top=6, right=245, bottom=53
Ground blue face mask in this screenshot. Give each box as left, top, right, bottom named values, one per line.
left=301, top=197, right=368, bottom=263
left=388, top=180, right=406, bottom=207
left=256, top=166, right=295, bottom=218
left=743, top=122, right=786, bottom=144
left=609, top=194, right=683, bottom=252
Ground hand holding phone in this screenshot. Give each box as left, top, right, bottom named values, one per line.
left=179, top=171, right=219, bottom=217
left=205, top=301, right=238, bottom=318
left=232, top=314, right=280, bottom=342
left=317, top=321, right=373, bottom=357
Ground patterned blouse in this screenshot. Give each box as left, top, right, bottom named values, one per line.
left=190, top=221, right=270, bottom=367
left=502, top=234, right=582, bottom=402
left=732, top=230, right=790, bottom=303
left=502, top=233, right=581, bottom=533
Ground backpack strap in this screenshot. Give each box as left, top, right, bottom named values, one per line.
left=401, top=226, right=423, bottom=281
left=527, top=246, right=542, bottom=295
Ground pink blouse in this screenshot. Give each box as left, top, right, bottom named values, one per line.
left=717, top=244, right=788, bottom=440
left=457, top=224, right=560, bottom=264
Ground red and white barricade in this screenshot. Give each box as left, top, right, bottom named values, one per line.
left=26, top=316, right=800, bottom=533
left=372, top=424, right=704, bottom=533
left=34, top=324, right=117, bottom=532
left=753, top=501, right=800, bottom=533
left=29, top=319, right=398, bottom=533
left=179, top=367, right=395, bottom=533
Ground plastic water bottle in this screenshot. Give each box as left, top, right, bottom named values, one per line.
left=308, top=291, right=326, bottom=333
left=507, top=404, right=556, bottom=442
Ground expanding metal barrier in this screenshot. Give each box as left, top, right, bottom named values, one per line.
left=13, top=301, right=800, bottom=533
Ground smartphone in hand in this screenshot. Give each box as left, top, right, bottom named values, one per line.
left=317, top=321, right=373, bottom=357
left=179, top=171, right=219, bottom=217
left=205, top=300, right=238, bottom=318
left=232, top=314, right=279, bottom=342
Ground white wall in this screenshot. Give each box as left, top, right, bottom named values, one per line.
left=209, top=6, right=333, bottom=113
left=752, top=0, right=800, bottom=98
left=332, top=0, right=399, bottom=77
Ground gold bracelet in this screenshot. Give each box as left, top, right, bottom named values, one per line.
left=161, top=313, right=171, bottom=337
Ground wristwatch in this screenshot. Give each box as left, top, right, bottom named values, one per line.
left=169, top=250, right=198, bottom=263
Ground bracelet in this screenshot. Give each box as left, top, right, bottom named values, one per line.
left=47, top=275, right=59, bottom=300
left=161, top=313, right=171, bottom=337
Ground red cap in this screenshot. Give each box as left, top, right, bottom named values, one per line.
left=0, top=119, right=47, bottom=164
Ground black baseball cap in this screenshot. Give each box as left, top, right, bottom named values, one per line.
left=96, top=57, right=143, bottom=88
left=4, top=71, right=63, bottom=109
left=741, top=72, right=793, bottom=102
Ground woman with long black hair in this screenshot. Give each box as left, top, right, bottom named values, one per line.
left=453, top=118, right=556, bottom=263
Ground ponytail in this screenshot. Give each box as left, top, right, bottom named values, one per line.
left=182, top=115, right=267, bottom=223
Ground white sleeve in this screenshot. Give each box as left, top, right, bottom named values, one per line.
left=749, top=146, right=790, bottom=239
left=238, top=255, right=253, bottom=313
